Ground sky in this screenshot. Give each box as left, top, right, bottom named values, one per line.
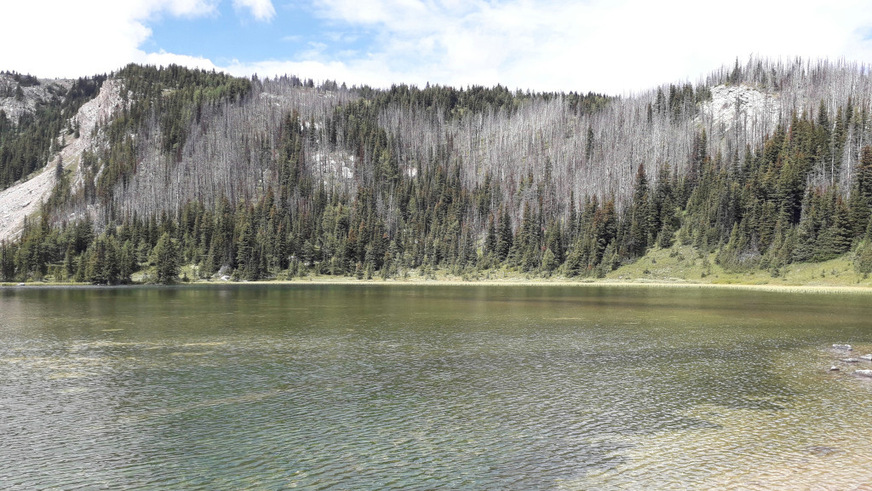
left=5, top=0, right=872, bottom=95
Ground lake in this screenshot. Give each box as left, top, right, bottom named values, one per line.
left=2, top=284, right=872, bottom=489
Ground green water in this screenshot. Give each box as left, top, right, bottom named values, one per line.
left=2, top=285, right=872, bottom=489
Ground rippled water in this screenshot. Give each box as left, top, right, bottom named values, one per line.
left=2, top=285, right=872, bottom=489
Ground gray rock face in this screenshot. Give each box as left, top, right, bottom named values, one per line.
left=829, top=366, right=840, bottom=371
left=0, top=75, right=73, bottom=124
left=854, top=370, right=872, bottom=378
left=842, top=358, right=861, bottom=363
left=861, top=354, right=872, bottom=361
left=832, top=344, right=853, bottom=351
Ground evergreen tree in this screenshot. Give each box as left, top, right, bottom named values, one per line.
left=541, top=247, right=558, bottom=275
left=849, top=147, right=872, bottom=236
left=0, top=241, right=15, bottom=281
left=153, top=232, right=180, bottom=284
left=496, top=206, right=513, bottom=262
left=625, top=164, right=652, bottom=257
left=485, top=214, right=498, bottom=258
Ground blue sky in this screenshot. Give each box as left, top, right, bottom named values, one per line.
left=5, top=0, right=872, bottom=95
left=146, top=2, right=330, bottom=67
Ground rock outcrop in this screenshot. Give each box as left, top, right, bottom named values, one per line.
left=0, top=79, right=124, bottom=242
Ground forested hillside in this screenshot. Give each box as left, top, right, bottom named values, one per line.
left=3, top=58, right=872, bottom=284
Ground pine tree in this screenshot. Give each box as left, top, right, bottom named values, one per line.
left=485, top=214, right=498, bottom=258
left=626, top=164, right=652, bottom=257
left=119, top=240, right=136, bottom=282
left=153, top=232, right=180, bottom=284
left=496, top=206, right=513, bottom=262
left=541, top=247, right=558, bottom=275
left=0, top=241, right=15, bottom=281
left=849, top=146, right=872, bottom=236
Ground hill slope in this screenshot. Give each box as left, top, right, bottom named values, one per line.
left=3, top=58, right=872, bottom=285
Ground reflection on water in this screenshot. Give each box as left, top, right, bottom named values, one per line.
left=2, top=285, right=872, bottom=489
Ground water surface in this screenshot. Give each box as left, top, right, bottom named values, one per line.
left=2, top=285, right=872, bottom=489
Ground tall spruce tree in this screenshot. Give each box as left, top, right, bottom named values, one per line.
left=153, top=232, right=180, bottom=284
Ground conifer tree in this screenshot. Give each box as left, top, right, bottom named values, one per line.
left=153, top=232, right=180, bottom=284
left=496, top=207, right=513, bottom=262
left=0, top=242, right=14, bottom=281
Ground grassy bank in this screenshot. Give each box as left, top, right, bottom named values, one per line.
left=6, top=244, right=872, bottom=293
left=169, top=255, right=872, bottom=293
left=604, top=244, right=872, bottom=289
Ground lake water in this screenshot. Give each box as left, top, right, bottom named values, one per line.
left=2, top=284, right=872, bottom=489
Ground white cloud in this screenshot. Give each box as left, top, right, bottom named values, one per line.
left=296, top=0, right=872, bottom=94
left=1, top=0, right=221, bottom=78
left=224, top=58, right=400, bottom=88
left=4, top=0, right=872, bottom=94
left=144, top=51, right=219, bottom=71
left=232, top=0, right=276, bottom=21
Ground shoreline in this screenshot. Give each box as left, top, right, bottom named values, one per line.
left=5, top=277, right=872, bottom=294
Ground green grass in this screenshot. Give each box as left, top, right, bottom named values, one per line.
left=605, top=244, right=872, bottom=288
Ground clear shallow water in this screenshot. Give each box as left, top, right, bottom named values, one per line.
left=2, top=285, right=872, bottom=489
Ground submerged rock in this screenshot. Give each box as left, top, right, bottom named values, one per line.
left=855, top=370, right=872, bottom=378
left=805, top=445, right=843, bottom=456
left=832, top=344, right=853, bottom=351
left=842, top=358, right=861, bottom=363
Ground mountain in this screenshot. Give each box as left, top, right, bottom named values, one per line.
left=2, top=58, right=872, bottom=284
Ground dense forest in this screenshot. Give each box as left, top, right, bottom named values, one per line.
left=3, top=59, right=872, bottom=284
